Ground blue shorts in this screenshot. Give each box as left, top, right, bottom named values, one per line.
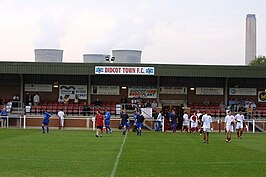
left=121, top=123, right=129, bottom=127
left=42, top=120, right=49, bottom=125
left=105, top=120, right=110, bottom=126
left=136, top=123, right=143, bottom=128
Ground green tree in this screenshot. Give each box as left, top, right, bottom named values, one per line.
left=249, top=55, right=266, bottom=66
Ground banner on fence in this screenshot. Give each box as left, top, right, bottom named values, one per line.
left=258, top=91, right=266, bottom=102
left=59, top=85, right=87, bottom=100
left=196, top=87, right=224, bottom=95
left=92, top=86, right=120, bottom=95
left=25, top=84, right=52, bottom=92
left=229, top=88, right=257, bottom=96
left=128, top=86, right=157, bottom=98
left=160, top=87, right=187, bottom=94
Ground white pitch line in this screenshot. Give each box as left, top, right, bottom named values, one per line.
left=110, top=132, right=128, bottom=177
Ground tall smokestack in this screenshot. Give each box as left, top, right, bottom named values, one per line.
left=245, top=14, right=256, bottom=65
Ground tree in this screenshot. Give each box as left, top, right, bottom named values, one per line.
left=249, top=55, right=266, bottom=66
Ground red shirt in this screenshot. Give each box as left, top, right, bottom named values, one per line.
left=95, top=114, right=104, bottom=127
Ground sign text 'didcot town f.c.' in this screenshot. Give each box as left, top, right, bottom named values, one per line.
left=95, top=66, right=154, bottom=75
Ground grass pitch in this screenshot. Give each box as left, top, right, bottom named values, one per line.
left=0, top=129, right=265, bottom=177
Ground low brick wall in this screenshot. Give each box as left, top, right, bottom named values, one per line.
left=4, top=116, right=266, bottom=132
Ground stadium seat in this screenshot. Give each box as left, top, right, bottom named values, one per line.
left=30, top=106, right=37, bottom=115
left=73, top=106, right=79, bottom=115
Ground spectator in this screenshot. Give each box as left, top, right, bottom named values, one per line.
left=131, top=97, right=137, bottom=109
left=203, top=97, right=210, bottom=106
left=145, top=100, right=151, bottom=108
left=121, top=97, right=127, bottom=110
left=74, top=95, right=79, bottom=104
left=33, top=93, right=40, bottom=106
left=12, top=94, right=20, bottom=107
left=25, top=93, right=32, bottom=106
left=219, top=101, right=226, bottom=111
left=246, top=105, right=253, bottom=119
left=121, top=97, right=127, bottom=104
left=58, top=96, right=64, bottom=104
left=93, top=98, right=102, bottom=107
left=136, top=97, right=142, bottom=108
left=151, top=101, right=158, bottom=109
left=12, top=94, right=19, bottom=101
left=64, top=95, right=69, bottom=104
left=250, top=100, right=256, bottom=110
left=82, top=102, right=90, bottom=116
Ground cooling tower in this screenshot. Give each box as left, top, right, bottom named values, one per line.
left=35, top=49, right=63, bottom=62
left=83, top=54, right=108, bottom=63
left=112, top=50, right=142, bottom=63
left=245, top=14, right=256, bottom=65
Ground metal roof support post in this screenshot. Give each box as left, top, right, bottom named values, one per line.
left=224, top=77, right=229, bottom=107
left=87, top=75, right=91, bottom=104
left=156, top=76, right=161, bottom=107
left=20, top=74, right=24, bottom=112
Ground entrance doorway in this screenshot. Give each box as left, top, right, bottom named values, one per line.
left=162, top=105, right=184, bottom=131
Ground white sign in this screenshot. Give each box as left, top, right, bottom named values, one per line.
left=92, top=86, right=120, bottom=95
left=95, top=66, right=154, bottom=75
left=229, top=88, right=257, bottom=96
left=160, top=87, right=187, bottom=94
left=25, top=84, right=52, bottom=92
left=141, top=108, right=153, bottom=119
left=128, top=86, right=157, bottom=98
left=59, top=85, right=87, bottom=100
left=258, top=91, right=266, bottom=102
left=196, top=87, right=224, bottom=95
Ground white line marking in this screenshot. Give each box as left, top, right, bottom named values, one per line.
left=110, top=132, right=127, bottom=177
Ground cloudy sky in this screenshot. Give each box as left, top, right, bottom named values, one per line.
left=0, top=0, right=265, bottom=65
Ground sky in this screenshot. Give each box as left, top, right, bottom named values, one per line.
left=0, top=0, right=265, bottom=65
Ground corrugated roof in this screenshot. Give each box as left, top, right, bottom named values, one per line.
left=0, top=61, right=265, bottom=78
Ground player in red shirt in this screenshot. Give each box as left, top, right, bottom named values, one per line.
left=95, top=110, right=104, bottom=137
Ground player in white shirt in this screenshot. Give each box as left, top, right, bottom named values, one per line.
left=57, top=110, right=65, bottom=129
left=201, top=111, right=213, bottom=143
left=190, top=112, right=198, bottom=133
left=235, top=111, right=245, bottom=139
left=182, top=112, right=189, bottom=132
left=224, top=111, right=235, bottom=142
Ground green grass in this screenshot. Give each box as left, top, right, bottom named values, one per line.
left=0, top=129, right=265, bottom=177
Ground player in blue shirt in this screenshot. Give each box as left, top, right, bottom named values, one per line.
left=42, top=111, right=52, bottom=133
left=170, top=110, right=178, bottom=133
left=0, top=108, right=8, bottom=127
left=132, top=110, right=138, bottom=132
left=120, top=110, right=129, bottom=135
left=104, top=109, right=112, bottom=134
left=136, top=111, right=145, bottom=135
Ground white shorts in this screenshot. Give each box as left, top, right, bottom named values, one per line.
left=236, top=122, right=243, bottom=129
left=226, top=125, right=234, bottom=132
left=203, top=127, right=211, bottom=132
left=183, top=122, right=189, bottom=126
left=60, top=117, right=64, bottom=127
left=191, top=122, right=198, bottom=128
